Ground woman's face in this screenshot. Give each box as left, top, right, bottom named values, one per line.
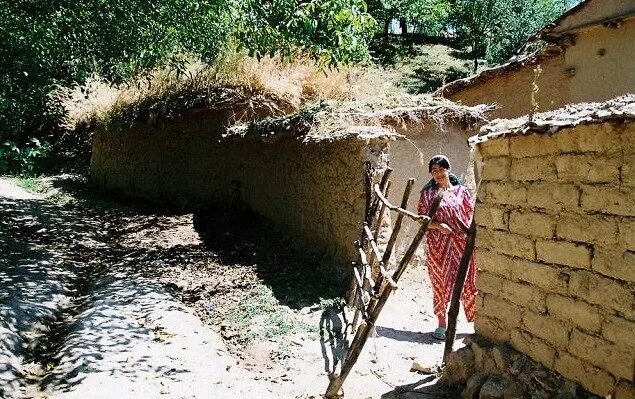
left=430, top=164, right=450, bottom=184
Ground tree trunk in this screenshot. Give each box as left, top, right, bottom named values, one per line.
left=399, top=18, right=408, bottom=35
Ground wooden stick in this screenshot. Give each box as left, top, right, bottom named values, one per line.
left=363, top=225, right=397, bottom=289
left=443, top=219, right=477, bottom=362
left=380, top=179, right=414, bottom=268
left=349, top=262, right=362, bottom=332
left=363, top=162, right=373, bottom=225
left=345, top=261, right=359, bottom=308
left=356, top=245, right=376, bottom=290
left=374, top=183, right=430, bottom=223
left=369, top=181, right=390, bottom=267
left=372, top=182, right=390, bottom=243
left=368, top=168, right=393, bottom=222
left=325, top=193, right=443, bottom=398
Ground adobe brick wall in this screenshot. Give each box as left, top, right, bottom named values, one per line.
left=473, top=121, right=635, bottom=397
left=91, top=108, right=390, bottom=279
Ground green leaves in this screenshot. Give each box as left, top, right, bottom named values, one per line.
left=234, top=0, right=376, bottom=68
left=452, top=0, right=566, bottom=69
left=0, top=0, right=233, bottom=162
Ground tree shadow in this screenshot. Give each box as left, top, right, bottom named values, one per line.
left=404, top=65, right=470, bottom=94
left=0, top=181, right=228, bottom=396
left=319, top=305, right=350, bottom=375
left=381, top=375, right=460, bottom=398
left=192, top=207, right=344, bottom=309
left=369, top=36, right=421, bottom=66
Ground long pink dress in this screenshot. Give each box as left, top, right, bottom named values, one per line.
left=417, top=185, right=478, bottom=322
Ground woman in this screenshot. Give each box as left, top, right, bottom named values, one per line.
left=417, top=155, right=477, bottom=340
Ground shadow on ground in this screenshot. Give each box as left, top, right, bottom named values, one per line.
left=50, top=175, right=344, bottom=309
left=0, top=189, right=186, bottom=396
left=192, top=207, right=344, bottom=309
left=375, top=326, right=470, bottom=345
left=381, top=375, right=459, bottom=399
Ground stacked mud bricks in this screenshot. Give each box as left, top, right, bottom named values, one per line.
left=473, top=120, right=635, bottom=397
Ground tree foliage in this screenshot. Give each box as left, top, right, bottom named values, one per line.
left=452, top=0, right=566, bottom=71
left=0, top=0, right=233, bottom=150
left=0, top=0, right=376, bottom=173
left=1, top=0, right=579, bottom=174
left=367, top=0, right=452, bottom=37
left=236, top=0, right=376, bottom=67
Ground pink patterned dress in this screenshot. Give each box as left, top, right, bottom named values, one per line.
left=417, top=185, right=478, bottom=322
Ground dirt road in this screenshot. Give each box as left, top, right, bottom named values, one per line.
left=0, top=176, right=473, bottom=398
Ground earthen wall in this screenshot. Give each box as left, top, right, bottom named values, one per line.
left=473, top=121, right=635, bottom=397
left=91, top=109, right=390, bottom=277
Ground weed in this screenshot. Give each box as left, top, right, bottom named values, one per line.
left=221, top=285, right=317, bottom=344
left=14, top=177, right=44, bottom=193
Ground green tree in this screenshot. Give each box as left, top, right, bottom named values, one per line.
left=236, top=0, right=376, bottom=67
left=367, top=0, right=452, bottom=38
left=452, top=0, right=566, bottom=72
left=485, top=0, right=565, bottom=64
left=0, top=0, right=232, bottom=151
left=0, top=0, right=376, bottom=173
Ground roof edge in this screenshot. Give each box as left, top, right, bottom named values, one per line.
left=437, top=45, right=564, bottom=98
left=469, top=94, right=635, bottom=144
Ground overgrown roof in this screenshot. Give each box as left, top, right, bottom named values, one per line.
left=469, top=94, right=635, bottom=145
left=224, top=98, right=494, bottom=143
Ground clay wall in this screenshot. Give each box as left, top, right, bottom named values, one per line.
left=473, top=121, right=635, bottom=397
left=91, top=109, right=390, bottom=277
left=446, top=17, right=635, bottom=119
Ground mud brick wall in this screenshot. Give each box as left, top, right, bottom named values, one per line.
left=473, top=121, right=635, bottom=398
left=91, top=109, right=390, bottom=278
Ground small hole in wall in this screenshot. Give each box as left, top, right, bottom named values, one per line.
left=597, top=48, right=607, bottom=57
left=565, top=67, right=576, bottom=77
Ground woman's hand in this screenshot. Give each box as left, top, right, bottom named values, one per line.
left=437, top=223, right=452, bottom=235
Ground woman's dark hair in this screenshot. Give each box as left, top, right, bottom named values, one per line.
left=428, top=155, right=451, bottom=172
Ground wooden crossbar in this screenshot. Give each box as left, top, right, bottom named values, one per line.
left=362, top=225, right=397, bottom=289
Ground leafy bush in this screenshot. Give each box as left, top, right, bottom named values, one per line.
left=0, top=138, right=51, bottom=176
left=0, top=0, right=376, bottom=174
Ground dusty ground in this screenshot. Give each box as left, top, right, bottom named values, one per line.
left=0, top=175, right=473, bottom=399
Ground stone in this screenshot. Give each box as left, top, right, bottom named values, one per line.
left=410, top=358, right=437, bottom=374
left=462, top=372, right=488, bottom=399
left=479, top=375, right=509, bottom=399
left=553, top=381, right=578, bottom=399
left=444, top=347, right=476, bottom=385
left=491, top=346, right=512, bottom=373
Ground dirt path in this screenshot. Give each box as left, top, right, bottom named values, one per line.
left=0, top=176, right=473, bottom=398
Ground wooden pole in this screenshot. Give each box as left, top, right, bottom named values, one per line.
left=363, top=162, right=374, bottom=225
left=368, top=168, right=393, bottom=222
left=372, top=181, right=390, bottom=243
left=380, top=179, right=415, bottom=266
left=348, top=166, right=389, bottom=308
left=443, top=219, right=477, bottom=362
left=363, top=225, right=397, bottom=289
left=325, top=193, right=443, bottom=398
left=368, top=182, right=390, bottom=269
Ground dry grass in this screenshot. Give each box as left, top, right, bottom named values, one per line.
left=226, top=96, right=494, bottom=142
left=53, top=51, right=411, bottom=132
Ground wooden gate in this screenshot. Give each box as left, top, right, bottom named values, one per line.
left=325, top=165, right=477, bottom=397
